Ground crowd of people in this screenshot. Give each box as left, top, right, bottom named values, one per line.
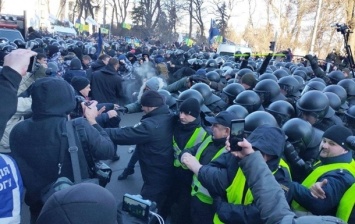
left=0, top=29, right=355, bottom=224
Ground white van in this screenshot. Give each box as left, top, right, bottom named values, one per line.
left=217, top=44, right=252, bottom=56
left=49, top=25, right=77, bottom=37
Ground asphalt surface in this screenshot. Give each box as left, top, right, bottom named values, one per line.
left=21, top=112, right=146, bottom=223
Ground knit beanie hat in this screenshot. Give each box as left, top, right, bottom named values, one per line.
left=145, top=77, right=160, bottom=91
left=240, top=73, right=258, bottom=89
left=323, top=125, right=352, bottom=150
left=179, top=98, right=200, bottom=118
left=71, top=76, right=90, bottom=92
left=141, top=90, right=165, bottom=107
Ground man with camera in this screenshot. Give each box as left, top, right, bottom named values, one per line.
left=291, top=125, right=355, bottom=221
left=10, top=77, right=115, bottom=223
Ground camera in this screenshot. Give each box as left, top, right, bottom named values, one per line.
left=229, top=119, right=245, bottom=151
left=122, top=194, right=156, bottom=221
left=94, top=161, right=112, bottom=187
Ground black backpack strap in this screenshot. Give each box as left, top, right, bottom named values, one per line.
left=66, top=120, right=82, bottom=184
left=71, top=118, right=97, bottom=178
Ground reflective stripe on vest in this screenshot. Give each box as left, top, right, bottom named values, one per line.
left=191, top=136, right=226, bottom=204
left=291, top=160, right=355, bottom=212
left=173, top=127, right=207, bottom=167
left=336, top=183, right=355, bottom=222
left=213, top=159, right=291, bottom=224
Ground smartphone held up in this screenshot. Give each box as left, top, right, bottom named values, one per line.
left=229, top=119, right=245, bottom=151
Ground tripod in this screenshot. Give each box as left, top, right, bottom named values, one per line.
left=337, top=24, right=355, bottom=75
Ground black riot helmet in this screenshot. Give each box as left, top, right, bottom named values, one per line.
left=338, top=79, right=355, bottom=97
left=292, top=75, right=305, bottom=92
left=258, top=73, right=278, bottom=82
left=191, top=83, right=213, bottom=103
left=158, top=89, right=176, bottom=108
left=344, top=106, right=355, bottom=129
left=281, top=118, right=313, bottom=151
left=176, top=89, right=204, bottom=108
left=244, top=111, right=279, bottom=135
left=273, top=69, right=289, bottom=80
left=222, top=83, right=245, bottom=99
left=266, top=100, right=295, bottom=126
left=206, top=71, right=221, bottom=83
left=206, top=59, right=218, bottom=68
left=226, top=105, right=249, bottom=119
left=323, top=84, right=348, bottom=109
left=327, top=70, right=346, bottom=84
left=253, top=79, right=283, bottom=105
left=296, top=90, right=332, bottom=123
left=324, top=92, right=341, bottom=112
left=292, top=70, right=307, bottom=81
left=233, top=90, right=261, bottom=113
left=301, top=81, right=326, bottom=96
left=13, top=39, right=26, bottom=49
left=278, top=76, right=301, bottom=97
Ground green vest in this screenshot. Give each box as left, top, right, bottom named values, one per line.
left=173, top=127, right=207, bottom=167
left=336, top=183, right=355, bottom=222
left=191, top=136, right=226, bottom=205
left=213, top=159, right=290, bottom=224
left=291, top=160, right=355, bottom=212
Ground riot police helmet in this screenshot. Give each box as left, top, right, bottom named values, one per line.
left=233, top=90, right=261, bottom=113
left=266, top=100, right=295, bottom=126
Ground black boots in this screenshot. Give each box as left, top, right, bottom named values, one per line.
left=117, top=168, right=134, bottom=180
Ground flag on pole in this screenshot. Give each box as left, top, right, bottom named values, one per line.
left=85, top=16, right=98, bottom=26
left=208, top=19, right=220, bottom=44
left=122, top=22, right=131, bottom=30
left=96, top=28, right=103, bottom=58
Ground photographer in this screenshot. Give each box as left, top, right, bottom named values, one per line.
left=10, top=77, right=115, bottom=223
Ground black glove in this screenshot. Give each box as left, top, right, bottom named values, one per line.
left=116, top=107, right=128, bottom=114
left=266, top=53, right=273, bottom=60
left=244, top=52, right=251, bottom=60
left=190, top=75, right=209, bottom=84
left=235, top=51, right=242, bottom=62
left=304, top=54, right=313, bottom=61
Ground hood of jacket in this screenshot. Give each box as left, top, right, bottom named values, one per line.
left=70, top=58, right=82, bottom=70
left=31, top=77, right=76, bottom=119
left=91, top=60, right=106, bottom=71
left=36, top=183, right=118, bottom=224
left=101, top=64, right=118, bottom=76
left=247, top=125, right=285, bottom=171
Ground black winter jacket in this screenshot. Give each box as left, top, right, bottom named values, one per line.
left=10, top=78, right=115, bottom=209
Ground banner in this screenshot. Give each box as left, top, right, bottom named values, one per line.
left=208, top=19, right=220, bottom=44
left=101, top=27, right=109, bottom=34
left=85, top=16, right=98, bottom=26
left=122, top=22, right=131, bottom=30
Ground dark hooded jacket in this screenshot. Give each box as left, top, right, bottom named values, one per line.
left=90, top=64, right=123, bottom=104
left=197, top=126, right=292, bottom=224
left=86, top=60, right=107, bottom=82
left=63, top=58, right=87, bottom=83
left=10, top=77, right=114, bottom=214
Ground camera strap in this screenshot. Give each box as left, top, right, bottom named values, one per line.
left=66, top=120, right=82, bottom=184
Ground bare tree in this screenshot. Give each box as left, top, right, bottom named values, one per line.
left=115, top=0, right=130, bottom=23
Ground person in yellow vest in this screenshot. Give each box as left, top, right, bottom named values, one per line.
left=291, top=125, right=355, bottom=218
left=186, top=125, right=292, bottom=223
left=169, top=97, right=208, bottom=224
left=180, top=111, right=238, bottom=224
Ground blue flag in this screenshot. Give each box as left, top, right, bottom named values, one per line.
left=96, top=28, right=103, bottom=58
left=208, top=19, right=220, bottom=44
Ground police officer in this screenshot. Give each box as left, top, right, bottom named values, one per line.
left=180, top=111, right=238, bottom=224
left=291, top=125, right=355, bottom=217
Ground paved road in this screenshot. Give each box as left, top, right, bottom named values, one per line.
left=21, top=112, right=146, bottom=223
